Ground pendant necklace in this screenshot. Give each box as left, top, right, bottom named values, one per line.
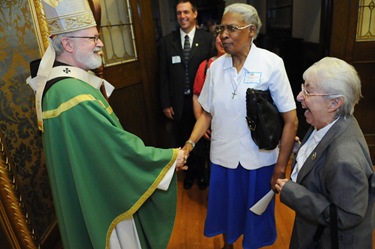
left=231, top=46, right=251, bottom=99
left=231, top=69, right=245, bottom=99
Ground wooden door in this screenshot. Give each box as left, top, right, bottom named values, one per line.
left=329, top=0, right=375, bottom=162
left=101, top=0, right=163, bottom=146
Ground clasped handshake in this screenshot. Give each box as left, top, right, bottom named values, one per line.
left=174, top=143, right=192, bottom=171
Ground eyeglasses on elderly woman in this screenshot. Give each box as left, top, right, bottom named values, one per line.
left=301, top=83, right=340, bottom=98
left=214, top=24, right=253, bottom=36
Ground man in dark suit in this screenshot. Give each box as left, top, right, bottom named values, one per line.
left=159, top=0, right=214, bottom=189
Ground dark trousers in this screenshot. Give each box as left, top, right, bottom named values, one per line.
left=173, top=95, right=209, bottom=180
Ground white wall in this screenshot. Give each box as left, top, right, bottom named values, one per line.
left=251, top=0, right=321, bottom=43
left=251, top=1, right=267, bottom=34
left=293, top=0, right=321, bottom=43
left=158, top=0, right=178, bottom=35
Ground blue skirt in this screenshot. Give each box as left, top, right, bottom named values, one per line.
left=204, top=163, right=276, bottom=249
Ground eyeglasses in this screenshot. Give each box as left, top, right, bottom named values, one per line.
left=67, top=34, right=101, bottom=43
left=214, top=24, right=253, bottom=36
left=301, top=83, right=331, bottom=98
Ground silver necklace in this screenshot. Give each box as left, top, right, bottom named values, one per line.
left=231, top=69, right=245, bottom=99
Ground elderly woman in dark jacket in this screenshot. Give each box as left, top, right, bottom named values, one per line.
left=276, top=57, right=374, bottom=249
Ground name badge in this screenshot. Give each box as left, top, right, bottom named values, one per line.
left=245, top=72, right=262, bottom=84
left=172, top=56, right=181, bottom=64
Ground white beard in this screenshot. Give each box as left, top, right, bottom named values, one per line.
left=75, top=49, right=102, bottom=70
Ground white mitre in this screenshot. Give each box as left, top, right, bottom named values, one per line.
left=42, top=0, right=96, bottom=34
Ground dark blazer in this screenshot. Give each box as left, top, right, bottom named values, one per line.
left=159, top=29, right=214, bottom=121
left=280, top=116, right=374, bottom=249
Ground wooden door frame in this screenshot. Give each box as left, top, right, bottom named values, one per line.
left=129, top=0, right=160, bottom=145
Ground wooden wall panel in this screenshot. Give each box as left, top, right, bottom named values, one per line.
left=330, top=0, right=375, bottom=162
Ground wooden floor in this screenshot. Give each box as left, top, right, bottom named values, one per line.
left=167, top=171, right=294, bottom=249
left=168, top=167, right=375, bottom=249
left=50, top=161, right=375, bottom=249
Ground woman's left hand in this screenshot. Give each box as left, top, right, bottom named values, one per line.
left=275, top=178, right=288, bottom=193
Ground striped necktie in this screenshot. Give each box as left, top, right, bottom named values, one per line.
left=183, top=35, right=190, bottom=95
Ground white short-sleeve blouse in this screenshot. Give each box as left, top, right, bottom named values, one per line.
left=199, top=44, right=296, bottom=170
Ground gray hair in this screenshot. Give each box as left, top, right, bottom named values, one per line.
left=223, top=3, right=262, bottom=39
left=51, top=33, right=65, bottom=56
left=51, top=30, right=80, bottom=56
left=303, top=57, right=362, bottom=117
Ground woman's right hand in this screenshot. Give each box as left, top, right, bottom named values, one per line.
left=176, top=148, right=188, bottom=171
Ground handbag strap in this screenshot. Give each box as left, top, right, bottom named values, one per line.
left=313, top=224, right=325, bottom=242
left=312, top=204, right=339, bottom=249
left=330, top=204, right=339, bottom=249
left=246, top=88, right=258, bottom=131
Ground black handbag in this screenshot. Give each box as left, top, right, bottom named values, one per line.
left=245, top=88, right=283, bottom=150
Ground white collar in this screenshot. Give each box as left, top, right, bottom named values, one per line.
left=180, top=26, right=196, bottom=42
left=313, top=118, right=339, bottom=142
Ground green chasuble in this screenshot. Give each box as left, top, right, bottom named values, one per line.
left=41, top=78, right=177, bottom=249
